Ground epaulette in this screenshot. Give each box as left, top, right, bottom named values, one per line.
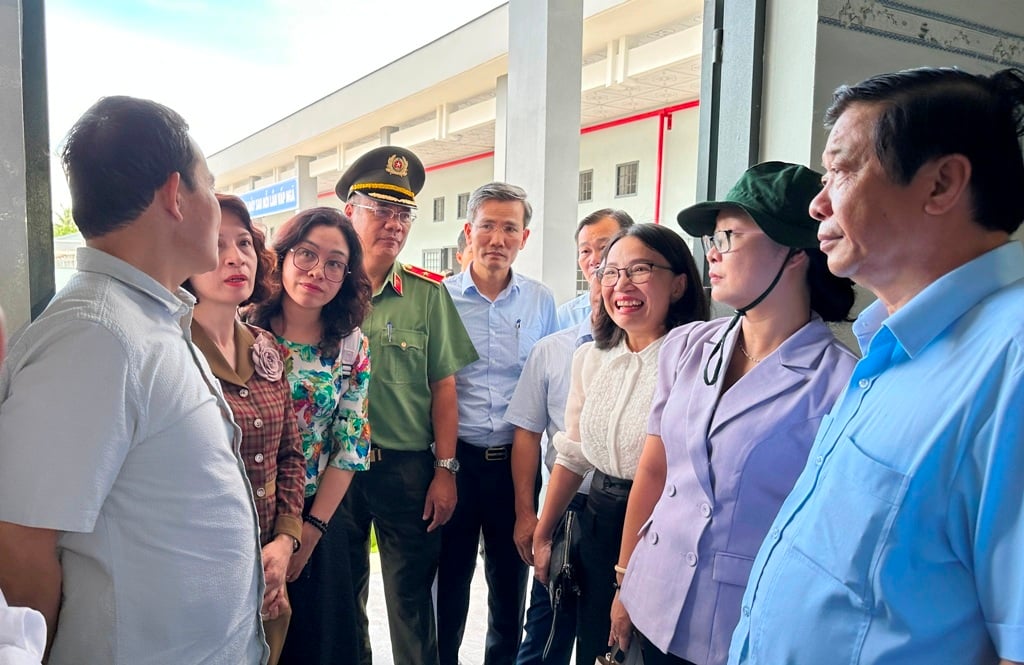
left=402, top=263, right=445, bottom=284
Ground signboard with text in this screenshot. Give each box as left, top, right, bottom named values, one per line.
left=240, top=178, right=299, bottom=218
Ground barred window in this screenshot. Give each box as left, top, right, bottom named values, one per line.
left=615, top=161, right=639, bottom=197
left=457, top=192, right=470, bottom=219
left=433, top=197, right=445, bottom=222
left=422, top=248, right=444, bottom=273
left=578, top=170, right=593, bottom=202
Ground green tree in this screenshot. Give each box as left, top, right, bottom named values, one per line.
left=53, top=207, right=78, bottom=238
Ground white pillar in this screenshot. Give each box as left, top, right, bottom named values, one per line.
left=294, top=155, right=317, bottom=210
left=505, top=0, right=584, bottom=304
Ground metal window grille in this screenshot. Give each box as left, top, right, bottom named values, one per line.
left=433, top=197, right=445, bottom=222
left=615, top=161, right=639, bottom=197
left=578, top=170, right=593, bottom=202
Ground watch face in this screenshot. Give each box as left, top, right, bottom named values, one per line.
left=436, top=458, right=460, bottom=473
left=449, top=458, right=460, bottom=473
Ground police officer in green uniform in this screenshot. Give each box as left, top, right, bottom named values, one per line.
left=336, top=146, right=478, bottom=665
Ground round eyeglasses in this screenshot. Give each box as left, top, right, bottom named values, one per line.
left=290, top=247, right=349, bottom=283
left=350, top=202, right=417, bottom=226
left=598, top=262, right=674, bottom=286
left=701, top=229, right=765, bottom=254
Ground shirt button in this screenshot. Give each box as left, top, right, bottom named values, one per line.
left=685, top=552, right=697, bottom=566
left=700, top=503, right=712, bottom=518
left=238, top=388, right=249, bottom=398
left=254, top=453, right=265, bottom=463
left=771, top=528, right=780, bottom=540
left=649, top=531, right=659, bottom=545
left=858, top=378, right=870, bottom=389
left=742, top=606, right=750, bottom=617
left=255, top=487, right=266, bottom=498
left=666, top=484, right=676, bottom=497
left=815, top=455, right=824, bottom=466
left=400, top=341, right=408, bottom=349
left=253, top=418, right=264, bottom=428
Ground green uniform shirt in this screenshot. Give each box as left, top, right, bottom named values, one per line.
left=363, top=262, right=478, bottom=451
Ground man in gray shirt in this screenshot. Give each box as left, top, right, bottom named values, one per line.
left=0, top=97, right=267, bottom=665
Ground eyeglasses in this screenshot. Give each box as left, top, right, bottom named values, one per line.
left=290, top=247, right=349, bottom=283
left=701, top=229, right=765, bottom=254
left=472, top=221, right=525, bottom=238
left=350, top=202, right=417, bottom=226
left=598, top=262, right=674, bottom=286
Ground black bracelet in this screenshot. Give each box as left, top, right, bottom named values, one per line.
left=303, top=514, right=329, bottom=535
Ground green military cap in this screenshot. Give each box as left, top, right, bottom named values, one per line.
left=676, top=161, right=824, bottom=249
left=335, top=146, right=426, bottom=209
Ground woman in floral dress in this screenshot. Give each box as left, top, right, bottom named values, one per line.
left=248, top=206, right=373, bottom=664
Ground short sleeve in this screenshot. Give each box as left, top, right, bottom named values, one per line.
left=504, top=341, right=550, bottom=433
left=426, top=286, right=478, bottom=382
left=0, top=321, right=135, bottom=531
left=328, top=333, right=371, bottom=471
left=554, top=344, right=593, bottom=476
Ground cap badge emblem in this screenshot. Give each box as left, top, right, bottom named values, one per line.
left=385, top=155, right=409, bottom=178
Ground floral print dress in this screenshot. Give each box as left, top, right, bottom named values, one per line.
left=276, top=332, right=371, bottom=497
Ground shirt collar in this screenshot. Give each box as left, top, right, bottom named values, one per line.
left=855, top=241, right=1024, bottom=358
left=457, top=265, right=521, bottom=299
left=76, top=246, right=193, bottom=318
left=190, top=319, right=257, bottom=387
left=377, top=261, right=403, bottom=297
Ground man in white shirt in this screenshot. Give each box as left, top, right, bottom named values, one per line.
left=0, top=96, right=267, bottom=665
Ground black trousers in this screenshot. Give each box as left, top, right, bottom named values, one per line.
left=638, top=631, right=698, bottom=665
left=575, top=471, right=632, bottom=665
left=338, top=448, right=442, bottom=665
left=279, top=496, right=359, bottom=665
left=437, top=441, right=529, bottom=665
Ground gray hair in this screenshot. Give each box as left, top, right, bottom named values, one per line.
left=467, top=181, right=533, bottom=227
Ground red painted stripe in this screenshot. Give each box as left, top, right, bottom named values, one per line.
left=316, top=100, right=700, bottom=196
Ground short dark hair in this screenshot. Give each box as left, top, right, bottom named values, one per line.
left=593, top=223, right=709, bottom=350
left=182, top=194, right=276, bottom=306
left=467, top=182, right=532, bottom=227
left=825, top=67, right=1024, bottom=233
left=574, top=208, right=634, bottom=241
left=803, top=247, right=855, bottom=322
left=457, top=229, right=468, bottom=253
left=60, top=96, right=197, bottom=238
left=247, top=207, right=372, bottom=358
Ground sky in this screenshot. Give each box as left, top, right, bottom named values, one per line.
left=44, top=0, right=504, bottom=213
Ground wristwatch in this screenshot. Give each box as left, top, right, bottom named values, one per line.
left=434, top=457, right=460, bottom=475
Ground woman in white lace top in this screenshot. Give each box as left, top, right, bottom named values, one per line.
left=533, top=223, right=709, bottom=665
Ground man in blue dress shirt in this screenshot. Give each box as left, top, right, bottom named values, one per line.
left=729, top=67, right=1024, bottom=665
left=438, top=182, right=558, bottom=665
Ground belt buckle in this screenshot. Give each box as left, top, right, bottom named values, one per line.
left=484, top=447, right=507, bottom=462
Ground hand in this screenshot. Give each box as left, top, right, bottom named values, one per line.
left=261, top=536, right=293, bottom=595
left=422, top=470, right=457, bottom=532
left=514, top=512, right=539, bottom=566
left=286, top=522, right=321, bottom=582
left=609, top=593, right=634, bottom=651
left=261, top=584, right=287, bottom=621
left=532, top=530, right=552, bottom=585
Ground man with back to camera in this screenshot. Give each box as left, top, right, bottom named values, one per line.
left=336, top=146, right=478, bottom=665
left=0, top=96, right=267, bottom=664
left=555, top=209, right=633, bottom=330
left=729, top=67, right=1024, bottom=665
left=437, top=181, right=558, bottom=665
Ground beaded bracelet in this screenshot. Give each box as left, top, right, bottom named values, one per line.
left=303, top=514, right=329, bottom=536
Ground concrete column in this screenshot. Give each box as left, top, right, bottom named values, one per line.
left=0, top=0, right=51, bottom=331
left=293, top=155, right=317, bottom=210
left=493, top=74, right=508, bottom=182
left=379, top=126, right=398, bottom=146
left=505, top=0, right=583, bottom=303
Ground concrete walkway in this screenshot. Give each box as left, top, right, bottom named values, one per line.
left=367, top=552, right=490, bottom=665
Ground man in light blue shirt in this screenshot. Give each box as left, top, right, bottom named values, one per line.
left=438, top=182, right=557, bottom=665
left=555, top=209, right=633, bottom=330
left=729, top=67, right=1024, bottom=665
left=507, top=277, right=598, bottom=665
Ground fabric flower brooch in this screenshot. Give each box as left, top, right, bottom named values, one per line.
left=252, top=335, right=284, bottom=381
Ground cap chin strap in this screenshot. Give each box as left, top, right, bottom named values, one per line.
left=702, top=249, right=798, bottom=386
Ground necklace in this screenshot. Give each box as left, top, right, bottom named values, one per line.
left=738, top=343, right=761, bottom=363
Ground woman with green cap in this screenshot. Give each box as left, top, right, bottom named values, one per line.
left=608, top=162, right=858, bottom=665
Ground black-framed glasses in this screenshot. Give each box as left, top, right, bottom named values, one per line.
left=598, top=262, right=674, bottom=286
left=701, top=229, right=765, bottom=254
left=290, top=247, right=349, bottom=283
left=350, top=202, right=417, bottom=226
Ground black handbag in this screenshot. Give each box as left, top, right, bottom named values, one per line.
left=544, top=508, right=581, bottom=659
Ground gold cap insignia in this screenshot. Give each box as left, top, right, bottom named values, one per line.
left=385, top=154, right=409, bottom=178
